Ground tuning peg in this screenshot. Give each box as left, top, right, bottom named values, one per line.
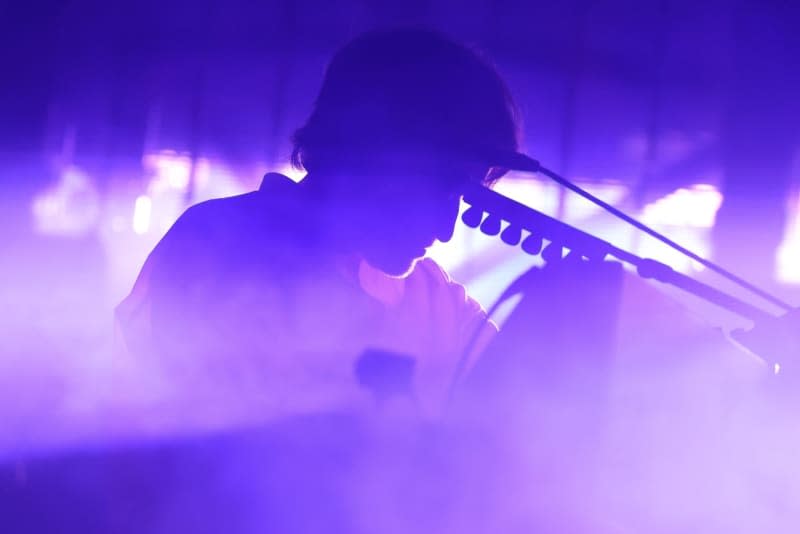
left=521, top=234, right=543, bottom=255
left=480, top=214, right=502, bottom=236
left=501, top=224, right=522, bottom=246
left=461, top=205, right=484, bottom=228
left=542, top=243, right=564, bottom=263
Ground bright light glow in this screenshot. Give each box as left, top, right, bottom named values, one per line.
left=641, top=184, right=723, bottom=228
left=493, top=176, right=628, bottom=223
left=634, top=227, right=711, bottom=274
left=493, top=175, right=560, bottom=216
left=143, top=151, right=191, bottom=191
left=143, top=150, right=211, bottom=193
left=132, top=195, right=152, bottom=235
left=563, top=180, right=629, bottom=221
left=776, top=193, right=800, bottom=284
left=776, top=244, right=800, bottom=284
left=426, top=199, right=498, bottom=271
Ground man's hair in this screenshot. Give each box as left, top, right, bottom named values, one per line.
left=291, top=28, right=521, bottom=184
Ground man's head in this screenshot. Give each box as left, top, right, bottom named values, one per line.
left=292, top=28, right=521, bottom=275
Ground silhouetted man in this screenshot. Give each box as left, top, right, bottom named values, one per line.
left=115, top=29, right=521, bottom=432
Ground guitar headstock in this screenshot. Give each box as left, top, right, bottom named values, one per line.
left=461, top=183, right=610, bottom=263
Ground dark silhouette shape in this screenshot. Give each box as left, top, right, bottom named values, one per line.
left=114, top=27, right=518, bottom=428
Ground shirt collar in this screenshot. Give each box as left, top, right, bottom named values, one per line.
left=258, top=172, right=297, bottom=192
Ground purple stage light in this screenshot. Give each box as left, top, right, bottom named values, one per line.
left=143, top=150, right=204, bottom=193
left=641, top=184, right=723, bottom=229
left=132, top=195, right=152, bottom=235
left=776, top=194, right=800, bottom=284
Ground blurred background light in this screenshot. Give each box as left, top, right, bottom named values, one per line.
left=132, top=195, right=152, bottom=235
left=143, top=150, right=197, bottom=193
left=776, top=191, right=800, bottom=284
left=641, top=184, right=723, bottom=228
left=31, top=165, right=100, bottom=237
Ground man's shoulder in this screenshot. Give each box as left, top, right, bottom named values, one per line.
left=168, top=173, right=305, bottom=242
left=140, top=191, right=268, bottom=286
left=170, top=191, right=262, bottom=237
